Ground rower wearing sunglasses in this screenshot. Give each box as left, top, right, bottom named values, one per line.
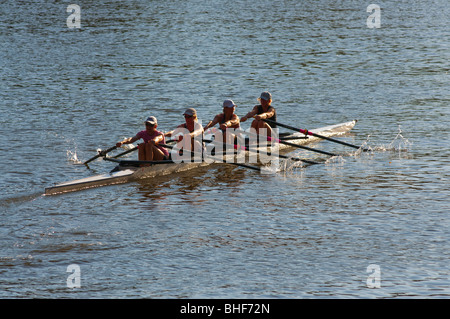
left=116, top=116, right=169, bottom=162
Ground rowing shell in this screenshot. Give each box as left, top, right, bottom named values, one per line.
left=44, top=120, right=357, bottom=195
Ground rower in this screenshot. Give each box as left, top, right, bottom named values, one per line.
left=204, top=99, right=240, bottom=145
left=240, top=91, right=277, bottom=136
left=116, top=116, right=169, bottom=163
left=165, top=108, right=204, bottom=160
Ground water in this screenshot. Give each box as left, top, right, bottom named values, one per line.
left=0, top=0, right=449, bottom=299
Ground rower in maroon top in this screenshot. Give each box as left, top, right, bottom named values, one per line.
left=116, top=116, right=169, bottom=162
left=240, top=91, right=277, bottom=136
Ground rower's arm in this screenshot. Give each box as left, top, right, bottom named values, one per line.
left=152, top=133, right=164, bottom=144
left=116, top=135, right=139, bottom=147
left=228, top=114, right=240, bottom=127
left=204, top=115, right=220, bottom=131
left=165, top=124, right=185, bottom=137
left=221, top=114, right=240, bottom=128
left=255, top=107, right=275, bottom=120
left=240, top=106, right=258, bottom=122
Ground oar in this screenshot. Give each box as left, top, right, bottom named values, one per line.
left=112, top=138, right=177, bottom=159
left=84, top=145, right=117, bottom=165
left=113, top=146, right=138, bottom=158
left=263, top=118, right=369, bottom=151
left=204, top=139, right=321, bottom=165
left=235, top=128, right=337, bottom=157
left=279, top=136, right=309, bottom=141
left=159, top=143, right=263, bottom=172
left=104, top=157, right=174, bottom=165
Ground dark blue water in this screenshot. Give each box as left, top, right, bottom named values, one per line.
left=1, top=0, right=449, bottom=298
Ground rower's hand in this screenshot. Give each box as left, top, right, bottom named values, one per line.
left=254, top=115, right=262, bottom=121
left=219, top=123, right=228, bottom=130
left=116, top=142, right=123, bottom=148
left=177, top=135, right=184, bottom=142
left=240, top=116, right=247, bottom=122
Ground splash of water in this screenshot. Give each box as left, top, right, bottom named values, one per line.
left=387, top=126, right=413, bottom=153
left=325, top=155, right=346, bottom=166
left=66, top=149, right=82, bottom=164
left=46, top=131, right=85, bottom=164
left=353, top=135, right=374, bottom=156
left=278, top=158, right=307, bottom=174
left=351, top=126, right=412, bottom=157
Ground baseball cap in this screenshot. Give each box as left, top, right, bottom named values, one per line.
left=145, top=116, right=157, bottom=125
left=258, top=91, right=272, bottom=101
left=184, top=108, right=197, bottom=116
left=223, top=99, right=236, bottom=108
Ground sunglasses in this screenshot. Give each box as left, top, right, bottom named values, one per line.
left=184, top=115, right=193, bottom=118
left=145, top=123, right=155, bottom=126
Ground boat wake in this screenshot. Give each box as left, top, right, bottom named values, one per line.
left=1, top=192, right=44, bottom=209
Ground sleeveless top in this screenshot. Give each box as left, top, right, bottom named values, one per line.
left=256, top=105, right=277, bottom=128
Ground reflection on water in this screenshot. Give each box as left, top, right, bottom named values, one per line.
left=134, top=165, right=250, bottom=203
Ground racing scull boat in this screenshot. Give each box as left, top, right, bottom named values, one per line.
left=44, top=120, right=357, bottom=195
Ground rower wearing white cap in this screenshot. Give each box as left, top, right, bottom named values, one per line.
left=165, top=108, right=204, bottom=153
left=204, top=99, right=240, bottom=144
left=116, top=116, right=169, bottom=162
left=240, top=91, right=277, bottom=135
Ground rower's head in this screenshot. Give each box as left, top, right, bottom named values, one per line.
left=145, top=116, right=158, bottom=131
left=184, top=108, right=197, bottom=122
left=258, top=91, right=272, bottom=107
left=222, top=99, right=236, bottom=114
